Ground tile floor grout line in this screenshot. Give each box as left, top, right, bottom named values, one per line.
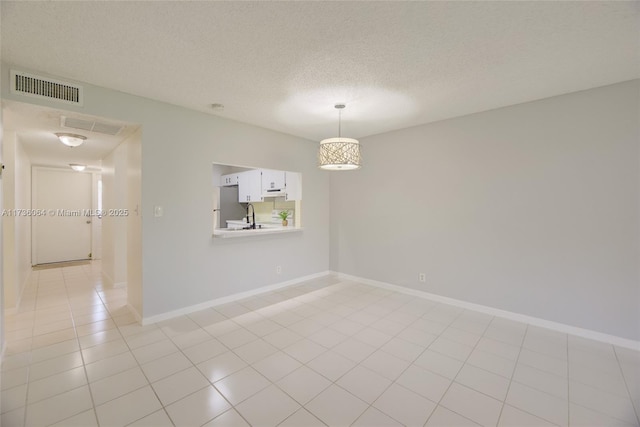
left=17, top=266, right=86, bottom=425
left=208, top=282, right=393, bottom=426
left=114, top=312, right=178, bottom=426
left=18, top=268, right=44, bottom=427
left=5, top=265, right=640, bottom=427
left=165, top=336, right=238, bottom=427
left=504, top=325, right=572, bottom=426
left=372, top=300, right=467, bottom=423
left=66, top=265, right=103, bottom=427
left=74, top=263, right=135, bottom=426
left=566, top=332, right=571, bottom=427
left=143, top=301, right=294, bottom=426
left=495, top=322, right=528, bottom=427
left=310, top=287, right=483, bottom=426
left=280, top=288, right=403, bottom=426
left=326, top=298, right=469, bottom=427
left=219, top=287, right=343, bottom=424
left=297, top=311, right=406, bottom=425
left=203, top=283, right=346, bottom=426
left=421, top=308, right=494, bottom=427
left=612, top=345, right=640, bottom=427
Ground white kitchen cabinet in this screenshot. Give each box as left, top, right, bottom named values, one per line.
left=285, top=171, right=302, bottom=201
left=237, top=170, right=263, bottom=203
left=262, top=169, right=286, bottom=193
left=220, top=173, right=238, bottom=186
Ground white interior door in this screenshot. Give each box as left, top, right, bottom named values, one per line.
left=33, top=167, right=93, bottom=265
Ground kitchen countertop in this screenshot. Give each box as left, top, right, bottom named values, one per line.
left=226, top=219, right=285, bottom=229
left=213, top=226, right=302, bottom=238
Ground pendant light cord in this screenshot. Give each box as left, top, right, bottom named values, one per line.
left=335, top=103, right=345, bottom=138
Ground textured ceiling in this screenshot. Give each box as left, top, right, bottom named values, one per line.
left=1, top=1, right=638, bottom=143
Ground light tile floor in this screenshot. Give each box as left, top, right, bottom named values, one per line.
left=2, top=262, right=639, bottom=426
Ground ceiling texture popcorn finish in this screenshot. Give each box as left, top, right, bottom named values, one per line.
left=1, top=1, right=638, bottom=141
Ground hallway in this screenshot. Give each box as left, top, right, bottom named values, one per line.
left=1, top=261, right=133, bottom=425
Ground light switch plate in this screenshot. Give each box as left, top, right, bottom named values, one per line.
left=154, top=206, right=163, bottom=217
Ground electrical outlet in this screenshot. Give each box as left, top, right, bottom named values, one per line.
left=276, top=265, right=282, bottom=275
left=419, top=273, right=426, bottom=283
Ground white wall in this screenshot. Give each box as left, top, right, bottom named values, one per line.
left=2, top=133, right=31, bottom=310
left=330, top=80, right=640, bottom=341
left=0, top=51, right=3, bottom=354
left=0, top=24, right=4, bottom=354
left=2, top=132, right=16, bottom=309
left=101, top=139, right=129, bottom=287
left=139, top=104, right=329, bottom=318
left=0, top=64, right=331, bottom=320
left=127, top=128, right=142, bottom=318
left=0, top=63, right=636, bottom=342
left=92, top=173, right=102, bottom=261
left=14, top=138, right=31, bottom=301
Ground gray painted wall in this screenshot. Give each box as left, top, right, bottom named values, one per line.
left=0, top=45, right=4, bottom=354
left=139, top=103, right=330, bottom=318
left=330, top=80, right=640, bottom=341
left=2, top=62, right=637, bottom=340
left=1, top=63, right=331, bottom=319
left=2, top=133, right=32, bottom=308
left=101, top=140, right=128, bottom=287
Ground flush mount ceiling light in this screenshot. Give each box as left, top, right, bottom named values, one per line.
left=69, top=163, right=86, bottom=172
left=318, top=104, right=361, bottom=171
left=55, top=132, right=86, bottom=147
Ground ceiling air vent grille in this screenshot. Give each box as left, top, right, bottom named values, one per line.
left=61, top=116, right=123, bottom=136
left=10, top=70, right=83, bottom=106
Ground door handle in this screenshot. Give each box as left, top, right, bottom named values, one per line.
left=86, top=220, right=92, bottom=224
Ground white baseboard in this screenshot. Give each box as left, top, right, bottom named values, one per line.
left=5, top=270, right=32, bottom=316
left=16, top=270, right=31, bottom=311
left=127, top=303, right=143, bottom=324
left=141, top=271, right=332, bottom=325
left=102, top=271, right=113, bottom=287
left=102, top=271, right=126, bottom=289
left=334, top=272, right=640, bottom=351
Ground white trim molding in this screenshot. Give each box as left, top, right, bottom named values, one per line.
left=141, top=271, right=331, bottom=325
left=136, top=269, right=638, bottom=350
left=101, top=270, right=126, bottom=289
left=127, top=303, right=143, bottom=324
left=334, top=272, right=640, bottom=351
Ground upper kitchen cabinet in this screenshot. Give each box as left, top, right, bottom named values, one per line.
left=218, top=168, right=301, bottom=203
left=261, top=169, right=286, bottom=195
left=254, top=169, right=301, bottom=201
left=284, top=171, right=301, bottom=201
left=220, top=173, right=239, bottom=186
left=238, top=169, right=263, bottom=203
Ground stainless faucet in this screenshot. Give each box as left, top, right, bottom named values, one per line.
left=246, top=203, right=256, bottom=229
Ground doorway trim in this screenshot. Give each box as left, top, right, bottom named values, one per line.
left=31, top=165, right=99, bottom=266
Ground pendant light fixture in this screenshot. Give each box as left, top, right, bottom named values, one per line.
left=318, top=104, right=361, bottom=170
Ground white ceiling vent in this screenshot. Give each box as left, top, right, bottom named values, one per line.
left=10, top=69, right=83, bottom=106
left=61, top=116, right=123, bottom=136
